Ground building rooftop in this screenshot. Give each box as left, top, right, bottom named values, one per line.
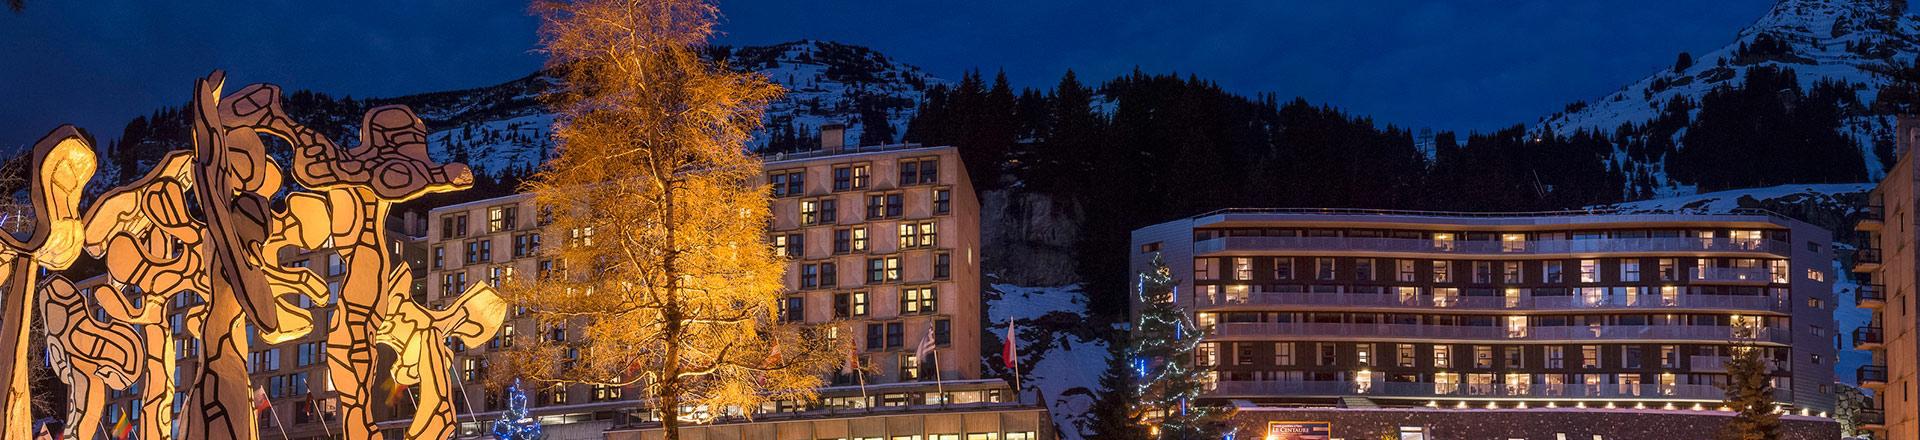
left=759, top=143, right=949, bottom=165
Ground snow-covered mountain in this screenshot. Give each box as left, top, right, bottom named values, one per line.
left=98, top=40, right=942, bottom=186
left=1539, top=0, right=1918, bottom=178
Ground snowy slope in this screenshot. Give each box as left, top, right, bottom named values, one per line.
left=985, top=283, right=1113, bottom=440
left=1540, top=0, right=1919, bottom=177
left=1542, top=0, right=1917, bottom=133
left=1608, top=182, right=1872, bottom=213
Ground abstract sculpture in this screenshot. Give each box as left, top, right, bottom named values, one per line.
left=0, top=127, right=96, bottom=439
left=0, top=70, right=504, bottom=440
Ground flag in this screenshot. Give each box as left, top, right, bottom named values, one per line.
left=915, top=325, right=937, bottom=363
left=765, top=338, right=784, bottom=368
left=111, top=412, right=131, bottom=440
left=254, top=386, right=272, bottom=414
left=1003, top=320, right=1018, bottom=370
left=385, top=380, right=410, bottom=407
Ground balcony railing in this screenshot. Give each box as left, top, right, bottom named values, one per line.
left=1195, top=292, right=1787, bottom=313
left=1688, top=355, right=1787, bottom=373
left=1856, top=285, right=1886, bottom=307
left=1855, top=327, right=1884, bottom=349
left=1212, top=322, right=1788, bottom=344
left=1858, top=365, right=1888, bottom=385
left=1687, top=267, right=1778, bottom=284
left=1859, top=408, right=1886, bottom=426
left=1206, top=380, right=1753, bottom=401
left=1855, top=248, right=1883, bottom=265
left=1193, top=236, right=1790, bottom=257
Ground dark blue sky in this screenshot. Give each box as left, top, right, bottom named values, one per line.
left=0, top=1, right=1810, bottom=149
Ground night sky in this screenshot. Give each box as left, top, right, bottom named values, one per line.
left=0, top=1, right=1829, bottom=150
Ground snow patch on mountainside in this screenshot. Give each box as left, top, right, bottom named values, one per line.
left=1608, top=183, right=1872, bottom=213
left=986, top=283, right=1112, bottom=440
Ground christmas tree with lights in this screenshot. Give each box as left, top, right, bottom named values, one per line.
left=1127, top=254, right=1230, bottom=439
left=491, top=379, right=543, bottom=440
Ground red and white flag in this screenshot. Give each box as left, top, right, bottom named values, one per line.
left=254, top=386, right=272, bottom=413
left=1003, top=320, right=1019, bottom=370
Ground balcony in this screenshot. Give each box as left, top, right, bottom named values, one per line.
left=1856, top=204, right=1884, bottom=231
left=1195, top=291, right=1788, bottom=313
left=1852, top=248, right=1883, bottom=273
left=1856, top=285, right=1886, bottom=309
left=1859, top=408, right=1886, bottom=429
left=1687, top=267, right=1779, bottom=285
left=1858, top=365, right=1888, bottom=389
left=1688, top=355, right=1786, bottom=373
left=1854, top=327, right=1884, bottom=351
left=1206, top=380, right=1758, bottom=402
left=1212, top=322, right=1789, bottom=345
left=1192, top=236, right=1790, bottom=258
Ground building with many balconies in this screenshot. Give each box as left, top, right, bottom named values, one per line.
left=1132, top=208, right=1839, bottom=439
left=1852, top=115, right=1920, bottom=439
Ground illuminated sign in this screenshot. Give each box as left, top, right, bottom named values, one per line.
left=1267, top=421, right=1332, bottom=440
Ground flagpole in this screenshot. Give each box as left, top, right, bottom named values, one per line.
left=1009, top=320, right=1023, bottom=402
left=309, top=396, right=335, bottom=440
left=932, top=348, right=946, bottom=405
left=450, top=355, right=484, bottom=428
left=266, top=402, right=293, bottom=440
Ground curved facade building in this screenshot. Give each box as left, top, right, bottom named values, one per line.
left=1131, top=209, right=1837, bottom=415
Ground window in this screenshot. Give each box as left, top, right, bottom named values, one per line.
left=802, top=198, right=837, bottom=225
left=852, top=227, right=869, bottom=252
left=866, top=193, right=904, bottom=219
left=1275, top=343, right=1294, bottom=366
left=781, top=296, right=804, bottom=322
left=886, top=322, right=904, bottom=349
left=1272, top=257, right=1293, bottom=280
left=1658, top=258, right=1677, bottom=281
left=1545, top=261, right=1564, bottom=283
left=1317, top=343, right=1336, bottom=366
left=836, top=292, right=868, bottom=317
left=1235, top=343, right=1255, bottom=365
left=1623, top=346, right=1642, bottom=368
left=1660, top=345, right=1678, bottom=368
left=487, top=205, right=517, bottom=232
left=867, top=256, right=901, bottom=284
left=801, top=264, right=821, bottom=289
left=933, top=189, right=951, bottom=214
left=1547, top=346, right=1565, bottom=368
left=1315, top=257, right=1336, bottom=280
left=1431, top=260, right=1451, bottom=283
left=1398, top=259, right=1416, bottom=282
left=1581, top=345, right=1600, bottom=368
left=769, top=169, right=805, bottom=197
left=1474, top=346, right=1493, bottom=368
left=464, top=240, right=492, bottom=264
left=935, top=319, right=951, bottom=346
left=1355, top=258, right=1375, bottom=281
left=833, top=164, right=870, bottom=191
left=1238, top=257, right=1258, bottom=280
left=512, top=233, right=541, bottom=258
left=1432, top=232, right=1455, bottom=250
left=866, top=324, right=884, bottom=350
left=934, top=253, right=951, bottom=279
left=1622, top=260, right=1641, bottom=282
left=902, top=286, right=937, bottom=314
left=900, top=157, right=939, bottom=185
left=1505, top=346, right=1523, bottom=368
left=1579, top=259, right=1599, bottom=283
left=1356, top=343, right=1373, bottom=367
left=1195, top=258, right=1219, bottom=280
left=1433, top=345, right=1452, bottom=368
left=1397, top=344, right=1415, bottom=367
left=1503, top=261, right=1522, bottom=283
left=488, top=266, right=513, bottom=287
left=442, top=272, right=467, bottom=297
left=1473, top=261, right=1492, bottom=283
left=776, top=233, right=804, bottom=258
left=431, top=246, right=444, bottom=269
left=441, top=213, right=468, bottom=239
left=834, top=229, right=853, bottom=254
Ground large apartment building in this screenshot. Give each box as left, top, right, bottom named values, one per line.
left=1852, top=115, right=1920, bottom=439
left=404, top=128, right=1044, bottom=439
left=1132, top=209, right=1838, bottom=438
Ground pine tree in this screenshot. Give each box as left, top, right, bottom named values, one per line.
left=1718, top=345, right=1780, bottom=440
left=1088, top=337, right=1147, bottom=440
left=490, top=380, right=543, bottom=440
left=1128, top=254, right=1229, bottom=439
left=506, top=2, right=843, bottom=439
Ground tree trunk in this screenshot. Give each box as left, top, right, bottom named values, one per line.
left=660, top=180, right=683, bottom=440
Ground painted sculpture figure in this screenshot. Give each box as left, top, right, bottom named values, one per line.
left=0, top=71, right=501, bottom=439
left=0, top=127, right=96, bottom=439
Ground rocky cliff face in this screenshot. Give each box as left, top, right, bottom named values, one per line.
left=980, top=189, right=1083, bottom=286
